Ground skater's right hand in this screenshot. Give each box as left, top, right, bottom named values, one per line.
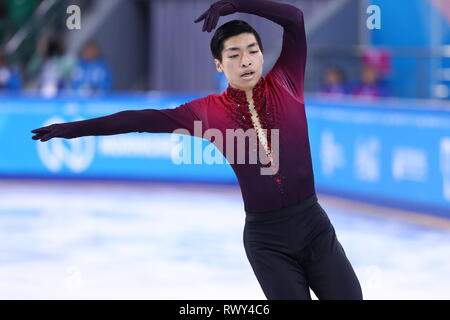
left=31, top=123, right=74, bottom=142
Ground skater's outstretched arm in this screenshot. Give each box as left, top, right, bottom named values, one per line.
left=31, top=99, right=208, bottom=142
left=194, top=0, right=306, bottom=101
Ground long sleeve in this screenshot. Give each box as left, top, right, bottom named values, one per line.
left=229, top=0, right=306, bottom=101
left=61, top=97, right=209, bottom=139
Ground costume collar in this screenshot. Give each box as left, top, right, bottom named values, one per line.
left=226, top=76, right=266, bottom=105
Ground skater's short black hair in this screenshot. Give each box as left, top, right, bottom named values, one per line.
left=210, top=20, right=263, bottom=63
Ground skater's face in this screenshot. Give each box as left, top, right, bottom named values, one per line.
left=214, top=33, right=264, bottom=93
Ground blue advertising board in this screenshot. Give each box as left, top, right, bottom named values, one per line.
left=0, top=93, right=449, bottom=216
left=307, top=97, right=450, bottom=216
left=0, top=93, right=235, bottom=183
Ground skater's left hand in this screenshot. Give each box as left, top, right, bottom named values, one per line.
left=193, top=0, right=237, bottom=32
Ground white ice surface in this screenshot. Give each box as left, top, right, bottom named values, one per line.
left=0, top=180, right=449, bottom=300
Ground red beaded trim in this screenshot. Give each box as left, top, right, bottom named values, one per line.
left=224, top=77, right=285, bottom=196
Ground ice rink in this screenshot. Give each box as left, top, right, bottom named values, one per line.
left=1, top=179, right=449, bottom=300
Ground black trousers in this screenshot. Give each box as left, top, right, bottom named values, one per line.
left=243, top=194, right=363, bottom=300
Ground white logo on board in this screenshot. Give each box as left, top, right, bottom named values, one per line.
left=392, top=147, right=427, bottom=182
left=320, top=130, right=345, bottom=176
left=36, top=117, right=95, bottom=172
left=354, top=137, right=380, bottom=182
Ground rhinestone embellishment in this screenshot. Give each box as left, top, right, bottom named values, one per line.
left=224, top=77, right=286, bottom=196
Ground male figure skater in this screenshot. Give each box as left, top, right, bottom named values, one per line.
left=31, top=0, right=362, bottom=300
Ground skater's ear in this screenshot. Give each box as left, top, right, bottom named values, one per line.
left=214, top=58, right=224, bottom=72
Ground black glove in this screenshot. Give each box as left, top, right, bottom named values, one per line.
left=31, top=109, right=163, bottom=142
left=193, top=0, right=238, bottom=32
left=31, top=123, right=77, bottom=142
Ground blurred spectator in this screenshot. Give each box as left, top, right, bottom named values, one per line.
left=34, top=35, right=76, bottom=97
left=352, top=64, right=389, bottom=99
left=319, top=66, right=350, bottom=99
left=0, top=51, right=22, bottom=91
left=362, top=48, right=391, bottom=78
left=70, top=41, right=112, bottom=95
